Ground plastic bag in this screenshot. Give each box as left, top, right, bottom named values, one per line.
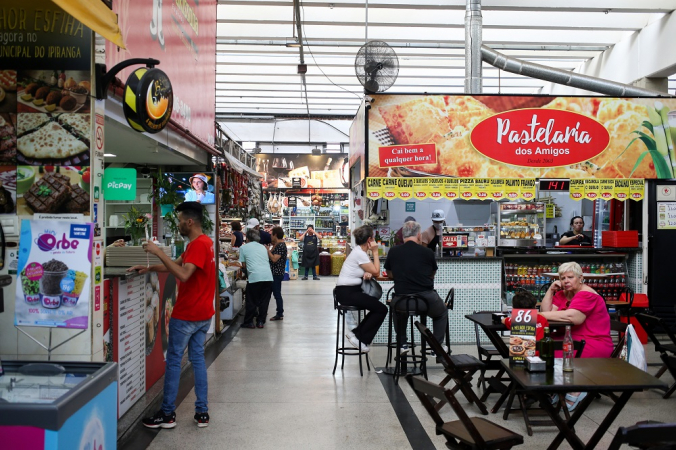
left=626, top=324, right=648, bottom=372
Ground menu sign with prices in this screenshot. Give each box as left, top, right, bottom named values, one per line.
left=116, top=275, right=146, bottom=418
left=657, top=202, right=676, bottom=230
left=509, top=308, right=537, bottom=365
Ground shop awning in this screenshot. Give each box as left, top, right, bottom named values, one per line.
left=50, top=0, right=126, bottom=49
left=223, top=151, right=262, bottom=178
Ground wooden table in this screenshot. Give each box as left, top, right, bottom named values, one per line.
left=500, top=358, right=666, bottom=450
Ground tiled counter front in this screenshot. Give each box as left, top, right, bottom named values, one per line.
left=371, top=258, right=503, bottom=345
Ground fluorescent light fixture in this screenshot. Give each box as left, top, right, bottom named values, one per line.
left=104, top=153, right=117, bottom=157
left=286, top=38, right=300, bottom=48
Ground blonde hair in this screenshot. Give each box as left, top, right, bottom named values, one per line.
left=558, top=262, right=583, bottom=279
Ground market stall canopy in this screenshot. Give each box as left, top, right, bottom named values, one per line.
left=50, top=0, right=126, bottom=49
left=223, top=151, right=262, bottom=178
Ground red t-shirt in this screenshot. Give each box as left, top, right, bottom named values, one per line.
left=505, top=315, right=550, bottom=340
left=171, top=234, right=216, bottom=321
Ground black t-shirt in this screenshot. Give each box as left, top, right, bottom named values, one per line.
left=259, top=230, right=272, bottom=245
left=384, top=241, right=438, bottom=294
left=561, top=231, right=592, bottom=245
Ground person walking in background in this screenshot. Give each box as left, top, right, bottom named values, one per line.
left=299, top=224, right=320, bottom=280
left=247, top=218, right=271, bottom=245
left=239, top=228, right=274, bottom=329
left=230, top=220, right=244, bottom=247
left=129, top=202, right=216, bottom=429
left=267, top=226, right=287, bottom=321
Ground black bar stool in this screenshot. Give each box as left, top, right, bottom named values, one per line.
left=384, top=293, right=430, bottom=385
left=332, top=288, right=370, bottom=376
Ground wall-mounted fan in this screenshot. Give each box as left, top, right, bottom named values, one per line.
left=355, top=40, right=399, bottom=93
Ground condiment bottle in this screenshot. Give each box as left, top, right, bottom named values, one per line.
left=562, top=325, right=574, bottom=372
left=540, top=326, right=554, bottom=370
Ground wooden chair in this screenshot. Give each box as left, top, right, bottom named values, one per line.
left=472, top=310, right=503, bottom=394
left=610, top=320, right=628, bottom=358
left=501, top=339, right=585, bottom=436
left=612, top=286, right=635, bottom=320
left=414, top=321, right=488, bottom=415
left=635, top=313, right=676, bottom=398
left=607, top=421, right=676, bottom=450
left=406, top=374, right=524, bottom=450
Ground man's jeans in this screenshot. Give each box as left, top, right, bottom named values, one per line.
left=162, top=317, right=211, bottom=414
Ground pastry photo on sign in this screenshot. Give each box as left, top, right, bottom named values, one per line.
left=0, top=69, right=18, bottom=113
left=17, top=70, right=91, bottom=114
left=0, top=113, right=17, bottom=163
left=16, top=166, right=90, bottom=216
left=16, top=112, right=90, bottom=165
left=368, top=94, right=676, bottom=179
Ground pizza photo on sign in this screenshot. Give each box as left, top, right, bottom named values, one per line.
left=16, top=165, right=90, bottom=216
left=0, top=69, right=18, bottom=113
left=17, top=70, right=91, bottom=114
left=368, top=94, right=676, bottom=179
left=16, top=113, right=90, bottom=165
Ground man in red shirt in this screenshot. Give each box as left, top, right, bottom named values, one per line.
left=128, top=202, right=216, bottom=429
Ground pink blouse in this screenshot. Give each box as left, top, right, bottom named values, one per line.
left=552, top=290, right=613, bottom=358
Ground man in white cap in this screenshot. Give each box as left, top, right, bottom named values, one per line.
left=247, top=218, right=272, bottom=245
left=421, top=209, right=445, bottom=252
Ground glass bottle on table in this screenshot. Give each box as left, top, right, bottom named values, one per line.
left=562, top=325, right=574, bottom=372
left=540, top=326, right=554, bottom=370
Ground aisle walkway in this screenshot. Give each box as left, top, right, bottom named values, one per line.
left=134, top=277, right=675, bottom=450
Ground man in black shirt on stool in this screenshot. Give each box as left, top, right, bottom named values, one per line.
left=384, top=221, right=448, bottom=354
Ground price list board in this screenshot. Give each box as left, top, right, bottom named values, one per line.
left=117, top=275, right=146, bottom=418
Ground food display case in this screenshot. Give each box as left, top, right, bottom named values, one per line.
left=0, top=361, right=117, bottom=450
left=442, top=226, right=497, bottom=256
left=498, top=202, right=545, bottom=248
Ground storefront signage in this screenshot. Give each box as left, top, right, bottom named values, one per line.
left=107, top=0, right=216, bottom=146
left=366, top=177, right=643, bottom=202
left=367, top=94, right=676, bottom=179
left=471, top=109, right=610, bottom=167
left=123, top=68, right=173, bottom=134
left=102, top=168, right=137, bottom=200
left=15, top=220, right=93, bottom=329
left=657, top=202, right=676, bottom=229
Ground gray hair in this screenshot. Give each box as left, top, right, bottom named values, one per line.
left=558, top=262, right=583, bottom=279
left=402, top=221, right=421, bottom=239
left=246, top=228, right=261, bottom=243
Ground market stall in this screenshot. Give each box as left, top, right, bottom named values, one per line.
left=348, top=93, right=674, bottom=343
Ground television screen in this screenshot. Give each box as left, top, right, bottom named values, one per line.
left=165, top=172, right=216, bottom=205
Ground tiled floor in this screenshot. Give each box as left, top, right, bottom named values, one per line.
left=136, top=277, right=675, bottom=450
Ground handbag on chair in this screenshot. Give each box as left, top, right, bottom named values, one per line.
left=361, top=278, right=383, bottom=299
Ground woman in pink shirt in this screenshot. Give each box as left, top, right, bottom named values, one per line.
left=540, top=261, right=613, bottom=411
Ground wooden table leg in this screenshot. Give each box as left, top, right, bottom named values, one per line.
left=534, top=392, right=591, bottom=450
left=584, top=391, right=633, bottom=449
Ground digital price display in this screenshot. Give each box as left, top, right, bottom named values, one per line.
left=539, top=179, right=570, bottom=191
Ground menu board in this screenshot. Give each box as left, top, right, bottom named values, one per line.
left=116, top=275, right=146, bottom=418
left=509, top=308, right=537, bottom=365
left=657, top=202, right=676, bottom=230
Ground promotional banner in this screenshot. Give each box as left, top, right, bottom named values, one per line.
left=365, top=177, right=643, bottom=202
left=509, top=308, right=538, bottom=365
left=107, top=0, right=216, bottom=147
left=367, top=94, right=676, bottom=179
left=256, top=153, right=350, bottom=189
left=15, top=220, right=93, bottom=328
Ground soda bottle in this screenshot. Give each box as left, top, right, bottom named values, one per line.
left=540, top=327, right=554, bottom=370
left=562, top=325, right=574, bottom=372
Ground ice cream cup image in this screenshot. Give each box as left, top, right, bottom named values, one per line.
left=60, top=270, right=88, bottom=307
left=20, top=266, right=41, bottom=305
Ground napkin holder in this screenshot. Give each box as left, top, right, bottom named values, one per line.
left=526, top=356, right=546, bottom=372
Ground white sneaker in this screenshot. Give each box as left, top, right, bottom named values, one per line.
left=399, top=345, right=410, bottom=355
left=346, top=334, right=370, bottom=352
left=441, top=344, right=449, bottom=354
left=346, top=328, right=356, bottom=341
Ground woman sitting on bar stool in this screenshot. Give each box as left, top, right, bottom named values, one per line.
left=540, top=261, right=613, bottom=411
left=335, top=225, right=387, bottom=352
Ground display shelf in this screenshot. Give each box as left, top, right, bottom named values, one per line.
left=543, top=272, right=625, bottom=278
left=499, top=209, right=544, bottom=215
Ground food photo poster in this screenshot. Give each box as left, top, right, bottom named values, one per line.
left=15, top=220, right=93, bottom=329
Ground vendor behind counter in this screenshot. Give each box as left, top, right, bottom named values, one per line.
left=559, top=216, right=593, bottom=246
left=421, top=209, right=446, bottom=252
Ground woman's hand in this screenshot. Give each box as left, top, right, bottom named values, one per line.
left=363, top=272, right=373, bottom=280
left=368, top=238, right=379, bottom=251
left=549, top=280, right=562, bottom=292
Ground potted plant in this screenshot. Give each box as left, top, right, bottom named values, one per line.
left=122, top=205, right=151, bottom=246
left=151, top=169, right=180, bottom=215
